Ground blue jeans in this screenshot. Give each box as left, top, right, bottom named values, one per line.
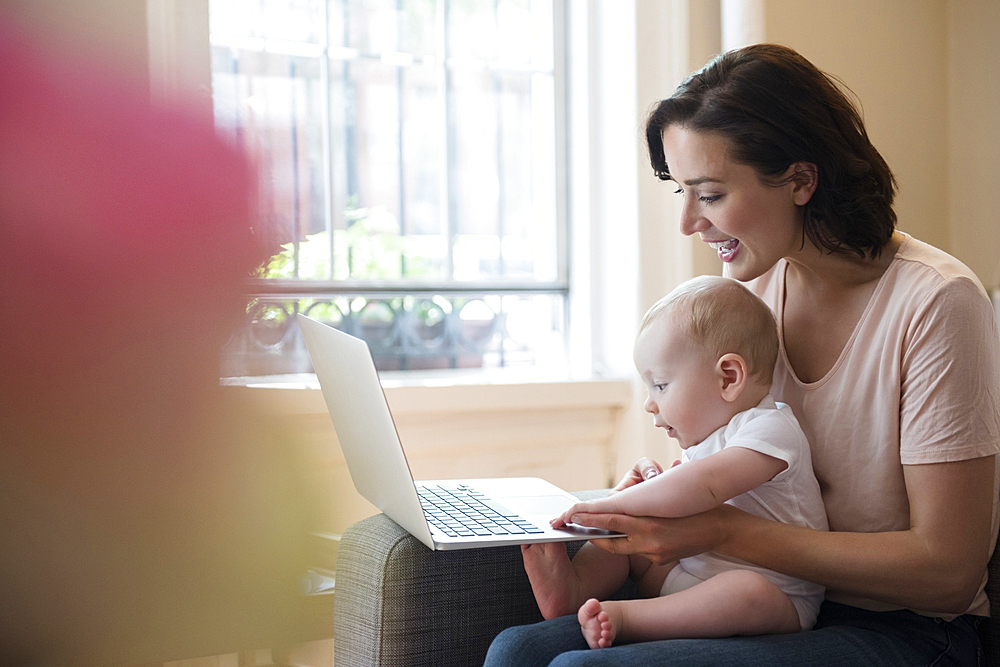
left=483, top=601, right=984, bottom=667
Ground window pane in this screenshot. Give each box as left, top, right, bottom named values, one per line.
left=451, top=66, right=499, bottom=282
left=499, top=70, right=554, bottom=280
left=345, top=0, right=399, bottom=54
left=447, top=0, right=497, bottom=63
left=399, top=0, right=440, bottom=57
left=529, top=70, right=558, bottom=281
left=210, top=0, right=324, bottom=43
left=401, top=64, right=447, bottom=276
left=212, top=46, right=328, bottom=278
left=346, top=56, right=402, bottom=279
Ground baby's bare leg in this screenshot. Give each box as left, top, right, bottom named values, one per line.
left=522, top=542, right=634, bottom=619
left=578, top=569, right=801, bottom=649
left=627, top=554, right=674, bottom=598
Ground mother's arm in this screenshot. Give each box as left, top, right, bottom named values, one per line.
left=582, top=454, right=996, bottom=614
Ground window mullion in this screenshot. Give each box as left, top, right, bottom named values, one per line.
left=343, top=4, right=357, bottom=278
left=320, top=1, right=335, bottom=280
left=493, top=0, right=505, bottom=279
left=441, top=0, right=455, bottom=283
left=396, top=0, right=407, bottom=278
left=288, top=57, right=301, bottom=279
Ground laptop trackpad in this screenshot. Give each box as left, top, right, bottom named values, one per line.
left=499, top=494, right=575, bottom=517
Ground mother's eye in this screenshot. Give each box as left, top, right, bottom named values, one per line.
left=673, top=187, right=722, bottom=204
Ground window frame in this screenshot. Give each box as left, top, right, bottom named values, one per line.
left=204, top=0, right=571, bottom=374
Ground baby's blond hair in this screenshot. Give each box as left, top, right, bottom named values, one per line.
left=638, top=275, right=779, bottom=385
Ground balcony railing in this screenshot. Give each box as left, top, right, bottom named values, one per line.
left=221, top=289, right=566, bottom=377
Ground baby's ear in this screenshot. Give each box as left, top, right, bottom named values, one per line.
left=716, top=353, right=748, bottom=402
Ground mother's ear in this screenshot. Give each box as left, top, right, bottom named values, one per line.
left=786, top=161, right=818, bottom=206
left=716, top=353, right=748, bottom=402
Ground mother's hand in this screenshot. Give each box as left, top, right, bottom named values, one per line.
left=575, top=505, right=737, bottom=565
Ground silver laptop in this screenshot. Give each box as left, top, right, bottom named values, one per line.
left=298, top=314, right=621, bottom=550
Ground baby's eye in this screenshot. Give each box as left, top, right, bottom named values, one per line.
left=653, top=384, right=667, bottom=392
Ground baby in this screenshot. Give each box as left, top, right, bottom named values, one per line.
left=523, top=275, right=828, bottom=649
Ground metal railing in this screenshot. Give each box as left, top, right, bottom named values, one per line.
left=221, top=289, right=566, bottom=376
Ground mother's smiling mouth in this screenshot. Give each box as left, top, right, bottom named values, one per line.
left=707, top=239, right=740, bottom=262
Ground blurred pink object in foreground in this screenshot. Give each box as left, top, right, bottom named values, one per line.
left=0, top=19, right=317, bottom=666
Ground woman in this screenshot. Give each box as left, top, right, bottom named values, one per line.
left=484, top=43, right=1000, bottom=666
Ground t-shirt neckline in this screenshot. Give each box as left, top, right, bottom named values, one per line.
left=775, top=234, right=910, bottom=389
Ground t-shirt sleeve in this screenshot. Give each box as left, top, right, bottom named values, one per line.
left=723, top=408, right=805, bottom=483
left=899, top=277, right=1000, bottom=464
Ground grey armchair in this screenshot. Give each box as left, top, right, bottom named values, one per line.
left=333, top=490, right=1000, bottom=667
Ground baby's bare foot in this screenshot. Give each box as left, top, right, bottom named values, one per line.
left=522, top=542, right=583, bottom=619
left=578, top=598, right=619, bottom=649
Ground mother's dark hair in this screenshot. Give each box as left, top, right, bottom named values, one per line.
left=646, top=44, right=896, bottom=258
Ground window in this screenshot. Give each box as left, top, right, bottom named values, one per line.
left=209, top=0, right=567, bottom=375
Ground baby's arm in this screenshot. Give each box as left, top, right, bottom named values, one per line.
left=553, top=447, right=787, bottom=526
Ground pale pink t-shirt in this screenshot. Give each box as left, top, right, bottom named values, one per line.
left=746, top=233, right=1000, bottom=618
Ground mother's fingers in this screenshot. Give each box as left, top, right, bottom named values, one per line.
left=573, top=513, right=675, bottom=564
left=591, top=534, right=676, bottom=565
left=570, top=511, right=638, bottom=534
left=576, top=509, right=729, bottom=566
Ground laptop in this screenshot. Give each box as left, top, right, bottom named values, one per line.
left=297, top=314, right=622, bottom=550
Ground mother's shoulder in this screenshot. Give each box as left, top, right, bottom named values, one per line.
left=894, top=234, right=987, bottom=291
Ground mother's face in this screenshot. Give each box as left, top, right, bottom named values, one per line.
left=660, top=125, right=816, bottom=282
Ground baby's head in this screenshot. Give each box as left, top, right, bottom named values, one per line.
left=638, top=275, right=779, bottom=385
left=634, top=276, right=778, bottom=448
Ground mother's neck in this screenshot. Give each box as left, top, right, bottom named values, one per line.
left=784, top=231, right=902, bottom=293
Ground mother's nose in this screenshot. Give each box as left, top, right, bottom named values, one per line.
left=678, top=200, right=710, bottom=237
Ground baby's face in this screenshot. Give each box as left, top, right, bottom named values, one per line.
left=633, top=315, right=733, bottom=449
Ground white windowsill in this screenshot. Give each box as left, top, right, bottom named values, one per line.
left=222, top=372, right=634, bottom=416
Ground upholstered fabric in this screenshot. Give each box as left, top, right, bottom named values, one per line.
left=334, top=513, right=540, bottom=666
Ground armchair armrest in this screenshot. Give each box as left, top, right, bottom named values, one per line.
left=333, top=489, right=632, bottom=666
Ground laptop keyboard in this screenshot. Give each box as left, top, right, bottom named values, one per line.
left=417, top=484, right=546, bottom=538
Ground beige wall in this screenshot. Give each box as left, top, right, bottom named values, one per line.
left=1, top=0, right=150, bottom=86
left=947, top=0, right=1000, bottom=288
left=750, top=0, right=999, bottom=287
left=763, top=0, right=950, bottom=252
